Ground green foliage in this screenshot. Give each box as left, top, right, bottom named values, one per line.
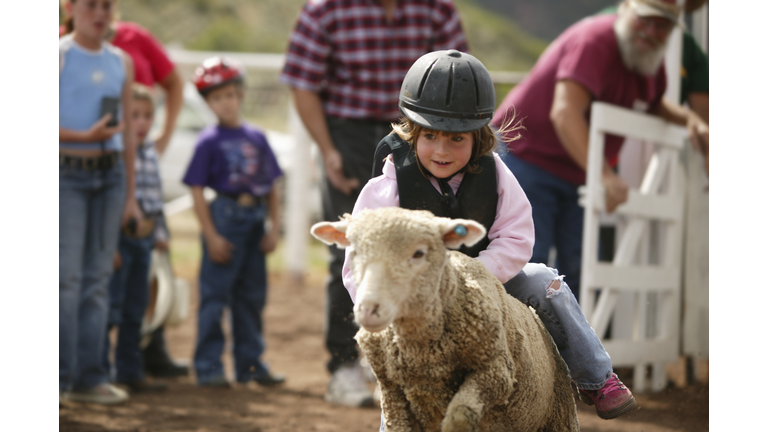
left=112, top=0, right=547, bottom=71
left=453, top=0, right=548, bottom=70
left=187, top=17, right=252, bottom=52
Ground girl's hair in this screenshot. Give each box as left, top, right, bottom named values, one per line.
left=131, top=83, right=155, bottom=109
left=391, top=113, right=524, bottom=174
left=60, top=0, right=119, bottom=35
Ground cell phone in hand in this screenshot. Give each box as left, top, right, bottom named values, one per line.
left=126, top=218, right=138, bottom=236
left=100, top=97, right=120, bottom=127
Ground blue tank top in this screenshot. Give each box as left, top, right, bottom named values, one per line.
left=59, top=34, right=126, bottom=152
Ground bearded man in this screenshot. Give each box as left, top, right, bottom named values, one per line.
left=491, top=0, right=708, bottom=300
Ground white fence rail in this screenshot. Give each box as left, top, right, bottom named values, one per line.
left=580, top=102, right=688, bottom=392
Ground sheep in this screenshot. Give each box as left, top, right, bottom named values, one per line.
left=311, top=207, right=579, bottom=432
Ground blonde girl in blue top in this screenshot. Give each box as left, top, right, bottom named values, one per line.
left=59, top=0, right=141, bottom=405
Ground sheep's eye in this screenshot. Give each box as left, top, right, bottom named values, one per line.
left=412, top=250, right=425, bottom=259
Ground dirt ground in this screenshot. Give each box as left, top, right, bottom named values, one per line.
left=59, top=211, right=709, bottom=432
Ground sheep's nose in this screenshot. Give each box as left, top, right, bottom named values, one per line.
left=358, top=302, right=381, bottom=320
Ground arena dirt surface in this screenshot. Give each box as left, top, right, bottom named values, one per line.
left=59, top=212, right=709, bottom=432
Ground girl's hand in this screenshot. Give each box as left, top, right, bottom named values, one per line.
left=113, top=251, right=122, bottom=270
left=260, top=230, right=279, bottom=254
left=205, top=232, right=234, bottom=264
left=87, top=114, right=123, bottom=142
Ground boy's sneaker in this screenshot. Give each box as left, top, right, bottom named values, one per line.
left=325, top=362, right=375, bottom=407
left=117, top=379, right=168, bottom=394
left=578, top=373, right=637, bottom=420
left=254, top=372, right=287, bottom=387
left=66, top=383, right=129, bottom=405
left=198, top=376, right=230, bottom=388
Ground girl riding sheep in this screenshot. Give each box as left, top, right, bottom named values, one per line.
left=342, top=50, right=637, bottom=427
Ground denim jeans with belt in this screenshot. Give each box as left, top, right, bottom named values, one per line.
left=102, top=232, right=155, bottom=382
left=59, top=159, right=126, bottom=392
left=194, top=196, right=270, bottom=384
left=323, top=116, right=393, bottom=374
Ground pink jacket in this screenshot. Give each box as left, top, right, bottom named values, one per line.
left=342, top=152, right=535, bottom=302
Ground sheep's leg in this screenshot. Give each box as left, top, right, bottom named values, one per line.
left=379, top=384, right=416, bottom=432
left=441, top=359, right=514, bottom=432
left=357, top=335, right=415, bottom=431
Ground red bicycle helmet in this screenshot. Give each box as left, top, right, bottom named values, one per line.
left=192, top=57, right=245, bottom=96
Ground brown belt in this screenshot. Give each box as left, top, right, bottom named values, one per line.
left=218, top=192, right=266, bottom=207
left=59, top=153, right=119, bottom=171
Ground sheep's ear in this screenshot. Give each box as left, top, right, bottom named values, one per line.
left=440, top=219, right=486, bottom=249
left=311, top=220, right=351, bottom=248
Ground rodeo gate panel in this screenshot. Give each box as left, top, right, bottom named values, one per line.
left=579, top=102, right=687, bottom=393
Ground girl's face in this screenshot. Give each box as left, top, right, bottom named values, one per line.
left=67, top=0, right=115, bottom=45
left=131, top=99, right=155, bottom=144
left=415, top=130, right=474, bottom=179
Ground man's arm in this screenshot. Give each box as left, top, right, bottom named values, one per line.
left=651, top=97, right=709, bottom=175
left=291, top=88, right=359, bottom=195
left=550, top=79, right=628, bottom=212
left=687, top=92, right=708, bottom=124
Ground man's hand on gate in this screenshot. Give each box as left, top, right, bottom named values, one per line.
left=602, top=170, right=629, bottom=213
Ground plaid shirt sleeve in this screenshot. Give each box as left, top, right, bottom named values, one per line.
left=431, top=0, right=469, bottom=52
left=280, top=3, right=331, bottom=92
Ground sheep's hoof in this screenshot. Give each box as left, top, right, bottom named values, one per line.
left=441, top=405, right=478, bottom=432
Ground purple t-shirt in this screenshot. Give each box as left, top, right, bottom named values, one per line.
left=492, top=14, right=667, bottom=185
left=182, top=123, right=283, bottom=196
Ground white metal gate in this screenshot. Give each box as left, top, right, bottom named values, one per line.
left=579, top=102, right=688, bottom=392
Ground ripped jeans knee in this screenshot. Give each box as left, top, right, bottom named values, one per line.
left=503, top=263, right=575, bottom=345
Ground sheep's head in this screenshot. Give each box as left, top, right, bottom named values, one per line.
left=310, top=207, right=486, bottom=332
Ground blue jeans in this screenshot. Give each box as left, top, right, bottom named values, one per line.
left=59, top=160, right=126, bottom=392
left=102, top=232, right=155, bottom=382
left=500, top=152, right=585, bottom=299
left=194, top=197, right=270, bottom=384
left=503, top=263, right=612, bottom=389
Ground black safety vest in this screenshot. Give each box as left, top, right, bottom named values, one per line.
left=372, top=134, right=498, bottom=258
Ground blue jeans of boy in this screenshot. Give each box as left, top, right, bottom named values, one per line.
left=500, top=152, right=585, bottom=300
left=60, top=160, right=126, bottom=392
left=194, top=197, right=270, bottom=384
left=102, top=232, right=155, bottom=382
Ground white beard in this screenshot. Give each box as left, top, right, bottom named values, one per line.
left=613, top=12, right=668, bottom=76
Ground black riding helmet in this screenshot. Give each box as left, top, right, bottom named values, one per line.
left=399, top=50, right=495, bottom=133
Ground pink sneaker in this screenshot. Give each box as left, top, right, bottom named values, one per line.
left=578, top=373, right=637, bottom=419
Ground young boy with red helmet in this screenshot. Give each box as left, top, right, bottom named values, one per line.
left=182, top=57, right=286, bottom=387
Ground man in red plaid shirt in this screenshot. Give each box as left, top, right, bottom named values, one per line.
left=280, top=0, right=468, bottom=407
